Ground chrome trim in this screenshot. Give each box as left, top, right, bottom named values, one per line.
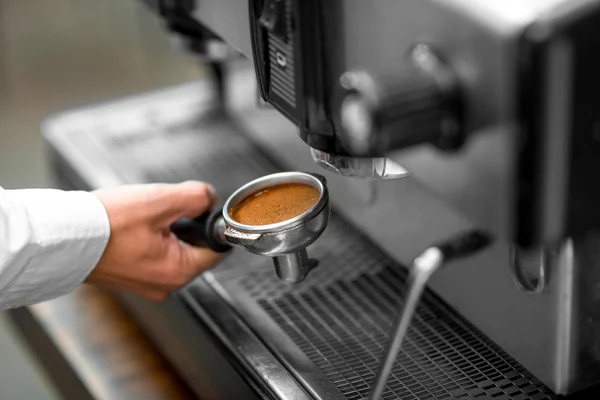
left=223, top=171, right=327, bottom=233
left=181, top=277, right=316, bottom=400
left=554, top=239, right=574, bottom=395
left=206, top=274, right=347, bottom=400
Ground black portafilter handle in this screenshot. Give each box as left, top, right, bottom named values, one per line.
left=170, top=211, right=232, bottom=253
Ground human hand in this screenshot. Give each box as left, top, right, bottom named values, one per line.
left=87, top=181, right=227, bottom=300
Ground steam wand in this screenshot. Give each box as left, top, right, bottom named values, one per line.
left=368, top=230, right=493, bottom=400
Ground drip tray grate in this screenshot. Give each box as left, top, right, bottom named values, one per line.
left=221, top=214, right=555, bottom=400
left=258, top=269, right=550, bottom=400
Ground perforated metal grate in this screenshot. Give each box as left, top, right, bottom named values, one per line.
left=256, top=268, right=552, bottom=400
left=90, top=107, right=557, bottom=399
left=228, top=214, right=555, bottom=400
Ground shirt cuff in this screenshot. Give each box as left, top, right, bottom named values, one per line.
left=0, top=189, right=110, bottom=308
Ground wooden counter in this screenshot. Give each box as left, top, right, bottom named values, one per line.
left=7, top=286, right=195, bottom=400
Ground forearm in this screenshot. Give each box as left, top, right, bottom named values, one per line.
left=0, top=188, right=110, bottom=309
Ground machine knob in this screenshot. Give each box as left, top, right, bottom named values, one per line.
left=339, top=44, right=463, bottom=156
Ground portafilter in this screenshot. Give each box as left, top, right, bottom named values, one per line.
left=170, top=172, right=330, bottom=283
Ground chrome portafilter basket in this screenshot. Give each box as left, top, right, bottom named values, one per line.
left=171, top=172, right=330, bottom=283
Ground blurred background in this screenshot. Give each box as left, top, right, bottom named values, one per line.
left=0, top=1, right=204, bottom=397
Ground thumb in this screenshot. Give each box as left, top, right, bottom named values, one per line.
left=155, top=181, right=218, bottom=224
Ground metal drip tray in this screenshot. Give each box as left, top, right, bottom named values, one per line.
left=205, top=214, right=554, bottom=400
left=43, top=80, right=587, bottom=399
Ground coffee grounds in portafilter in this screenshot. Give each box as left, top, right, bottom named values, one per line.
left=230, top=183, right=320, bottom=226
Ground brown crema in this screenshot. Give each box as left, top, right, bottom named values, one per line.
left=230, top=183, right=320, bottom=226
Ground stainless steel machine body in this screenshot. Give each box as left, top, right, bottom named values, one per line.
left=41, top=66, right=600, bottom=397
left=136, top=0, right=600, bottom=395
left=178, top=0, right=600, bottom=249
left=41, top=0, right=600, bottom=396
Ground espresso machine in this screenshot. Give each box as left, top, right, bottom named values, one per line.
left=43, top=0, right=600, bottom=398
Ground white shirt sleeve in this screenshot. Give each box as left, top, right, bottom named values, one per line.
left=0, top=187, right=111, bottom=309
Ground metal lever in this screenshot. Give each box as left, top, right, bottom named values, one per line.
left=368, top=230, right=492, bottom=400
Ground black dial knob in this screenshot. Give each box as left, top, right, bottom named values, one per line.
left=339, top=44, right=463, bottom=157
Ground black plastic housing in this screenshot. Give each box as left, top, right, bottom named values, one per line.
left=248, top=0, right=348, bottom=155
left=516, top=1, right=600, bottom=248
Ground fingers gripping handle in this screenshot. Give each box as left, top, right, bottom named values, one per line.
left=170, top=213, right=210, bottom=247
left=170, top=211, right=232, bottom=253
